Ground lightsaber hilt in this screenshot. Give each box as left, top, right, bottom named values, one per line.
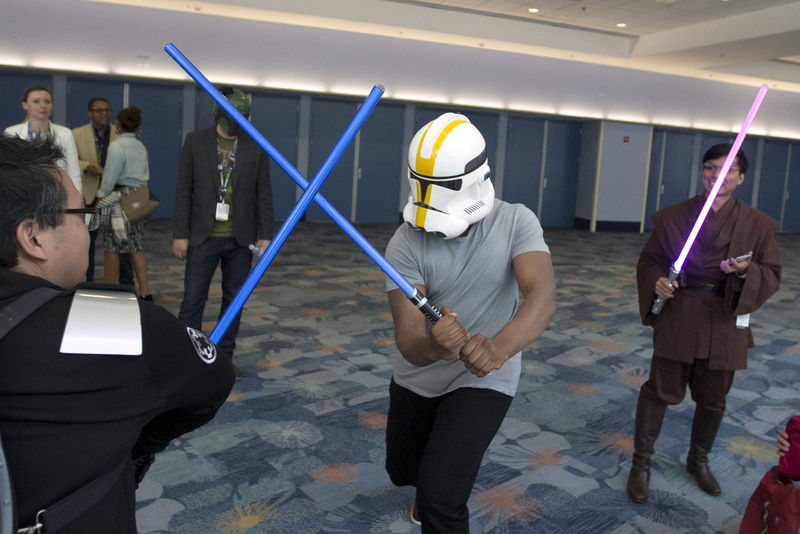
left=650, top=266, right=680, bottom=316
left=408, top=288, right=443, bottom=323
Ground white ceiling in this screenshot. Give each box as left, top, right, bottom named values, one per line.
left=2, top=0, right=800, bottom=137
left=3, top=0, right=800, bottom=87
left=390, top=0, right=799, bottom=37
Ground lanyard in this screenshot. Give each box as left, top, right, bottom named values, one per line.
left=216, top=137, right=238, bottom=202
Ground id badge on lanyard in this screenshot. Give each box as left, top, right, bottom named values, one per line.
left=215, top=202, right=230, bottom=221
left=216, top=138, right=238, bottom=221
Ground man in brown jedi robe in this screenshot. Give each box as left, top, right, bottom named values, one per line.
left=626, top=143, right=782, bottom=503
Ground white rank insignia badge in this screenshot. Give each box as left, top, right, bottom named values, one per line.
left=187, top=327, right=217, bottom=364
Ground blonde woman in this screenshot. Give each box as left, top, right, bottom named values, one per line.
left=4, top=85, right=81, bottom=193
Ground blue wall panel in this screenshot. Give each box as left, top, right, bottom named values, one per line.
left=736, top=138, right=758, bottom=204
left=128, top=81, right=183, bottom=218
left=249, top=91, right=300, bottom=223
left=305, top=98, right=357, bottom=222
left=356, top=102, right=404, bottom=223
left=502, top=115, right=544, bottom=214
left=541, top=119, right=581, bottom=227
left=783, top=143, right=800, bottom=231
left=194, top=90, right=216, bottom=131
left=660, top=130, right=694, bottom=208
left=644, top=130, right=666, bottom=229
left=757, top=140, right=789, bottom=222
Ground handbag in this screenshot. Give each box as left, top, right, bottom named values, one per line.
left=119, top=185, right=159, bottom=223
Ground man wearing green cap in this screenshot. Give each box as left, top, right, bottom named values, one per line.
left=172, top=86, right=274, bottom=373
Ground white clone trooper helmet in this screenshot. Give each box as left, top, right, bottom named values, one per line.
left=403, top=113, right=494, bottom=239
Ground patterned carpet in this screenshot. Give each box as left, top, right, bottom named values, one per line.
left=132, top=218, right=800, bottom=534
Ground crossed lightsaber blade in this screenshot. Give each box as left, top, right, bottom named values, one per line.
left=651, top=84, right=769, bottom=315
left=164, top=44, right=443, bottom=344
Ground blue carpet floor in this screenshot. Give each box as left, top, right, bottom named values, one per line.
left=133, top=219, right=800, bottom=533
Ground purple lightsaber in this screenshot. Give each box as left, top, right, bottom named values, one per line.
left=651, top=84, right=768, bottom=315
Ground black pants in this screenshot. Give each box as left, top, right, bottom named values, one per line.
left=178, top=237, right=252, bottom=356
left=385, top=379, right=512, bottom=533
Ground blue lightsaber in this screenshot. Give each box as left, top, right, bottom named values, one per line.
left=164, top=44, right=443, bottom=342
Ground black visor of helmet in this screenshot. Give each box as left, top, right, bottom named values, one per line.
left=413, top=176, right=462, bottom=192
left=409, top=149, right=487, bottom=181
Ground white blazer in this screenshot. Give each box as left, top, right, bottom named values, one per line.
left=4, top=121, right=82, bottom=194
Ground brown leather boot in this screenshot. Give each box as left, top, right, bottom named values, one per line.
left=626, top=394, right=667, bottom=503
left=626, top=454, right=651, bottom=504
left=686, top=405, right=723, bottom=496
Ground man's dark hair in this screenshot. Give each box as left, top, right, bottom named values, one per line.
left=703, top=143, right=748, bottom=174
left=87, top=97, right=109, bottom=111
left=0, top=134, right=66, bottom=268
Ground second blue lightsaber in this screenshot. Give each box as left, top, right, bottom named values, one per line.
left=164, top=43, right=443, bottom=334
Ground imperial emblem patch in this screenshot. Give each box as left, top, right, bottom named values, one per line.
left=187, top=327, right=216, bottom=364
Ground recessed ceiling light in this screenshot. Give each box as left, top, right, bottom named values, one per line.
left=528, top=8, right=539, bottom=14
left=616, top=23, right=627, bottom=28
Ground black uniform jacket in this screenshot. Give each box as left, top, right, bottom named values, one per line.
left=0, top=269, right=235, bottom=532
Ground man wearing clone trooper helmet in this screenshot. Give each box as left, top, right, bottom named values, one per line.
left=403, top=112, right=495, bottom=239
left=384, top=112, right=557, bottom=532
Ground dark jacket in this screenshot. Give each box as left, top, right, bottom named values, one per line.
left=637, top=195, right=781, bottom=370
left=0, top=269, right=235, bottom=532
left=172, top=127, right=274, bottom=247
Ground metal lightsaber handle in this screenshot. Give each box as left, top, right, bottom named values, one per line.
left=164, top=43, right=443, bottom=325
left=408, top=288, right=444, bottom=323
left=650, top=267, right=680, bottom=315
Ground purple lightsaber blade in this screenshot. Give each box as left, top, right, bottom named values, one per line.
left=651, top=84, right=768, bottom=315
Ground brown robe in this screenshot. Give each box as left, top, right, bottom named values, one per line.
left=637, top=195, right=781, bottom=370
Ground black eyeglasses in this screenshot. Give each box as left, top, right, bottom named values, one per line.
left=65, top=208, right=100, bottom=231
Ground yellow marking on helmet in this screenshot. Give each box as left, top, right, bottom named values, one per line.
left=414, top=179, right=433, bottom=228
left=415, top=119, right=466, bottom=177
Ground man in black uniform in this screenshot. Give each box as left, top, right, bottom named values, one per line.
left=0, top=135, right=235, bottom=533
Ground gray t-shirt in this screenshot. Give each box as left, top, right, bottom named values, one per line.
left=385, top=200, right=550, bottom=397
